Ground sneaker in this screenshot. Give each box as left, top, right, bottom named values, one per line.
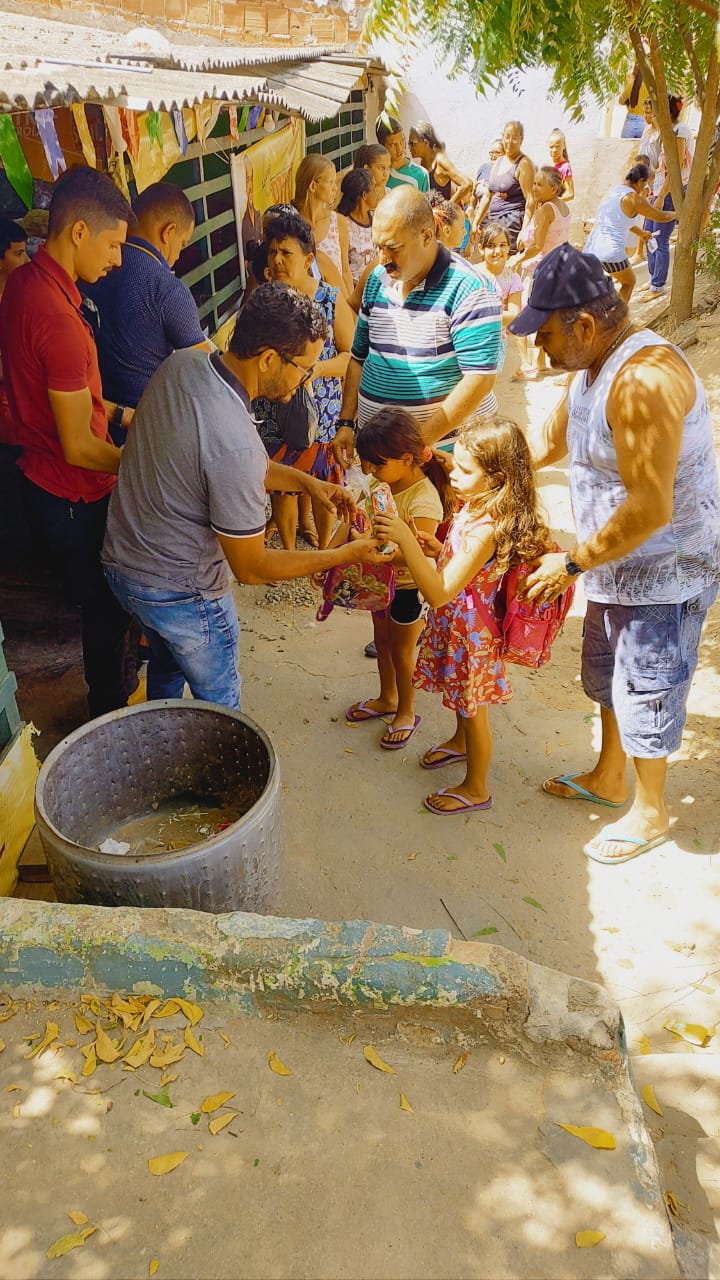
left=364, top=640, right=377, bottom=659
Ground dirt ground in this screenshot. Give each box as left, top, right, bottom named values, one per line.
left=5, top=283, right=720, bottom=1277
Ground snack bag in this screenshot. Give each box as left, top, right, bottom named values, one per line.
left=366, top=482, right=399, bottom=554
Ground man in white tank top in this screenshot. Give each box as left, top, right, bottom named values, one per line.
left=508, top=244, right=720, bottom=866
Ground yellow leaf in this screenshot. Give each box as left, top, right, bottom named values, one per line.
left=0, top=1039, right=4, bottom=1053
left=641, top=1084, right=663, bottom=1117
left=663, top=1019, right=714, bottom=1047
left=208, top=1110, right=239, bottom=1135
left=0, top=1001, right=17, bottom=1022
left=268, top=1050, right=292, bottom=1076
left=219, top=1033, right=230, bottom=1049
left=12, top=1103, right=21, bottom=1118
left=636, top=1034, right=652, bottom=1056
left=55, top=1069, right=77, bottom=1084
left=149, top=1042, right=186, bottom=1069
left=175, top=998, right=203, bottom=1026
left=148, top=1151, right=189, bottom=1176
left=94, top=1021, right=122, bottom=1064
left=201, top=1091, right=236, bottom=1114
left=452, top=1052, right=468, bottom=1074
left=399, top=1092, right=414, bottom=1113
left=556, top=1124, right=616, bottom=1150
left=46, top=1232, right=88, bottom=1259
left=153, top=1000, right=180, bottom=1019
left=149, top=1262, right=160, bottom=1277
left=160, top=1071, right=178, bottom=1086
left=575, top=1231, right=605, bottom=1248
left=664, top=1189, right=690, bottom=1217
left=140, top=998, right=163, bottom=1027
left=347, top=1034, right=356, bottom=1045
left=25, top=1021, right=59, bottom=1059
left=123, top=1029, right=156, bottom=1070
left=80, top=1228, right=97, bottom=1241
left=67, top=1211, right=88, bottom=1226
left=363, top=1044, right=396, bottom=1074
left=81, top=1044, right=97, bottom=1078
left=6, top=1084, right=23, bottom=1092
left=81, top=996, right=101, bottom=1016
left=184, top=1026, right=204, bottom=1056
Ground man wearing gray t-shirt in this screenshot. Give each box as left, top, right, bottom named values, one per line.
left=103, top=283, right=380, bottom=709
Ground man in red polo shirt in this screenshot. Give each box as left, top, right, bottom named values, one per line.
left=0, top=167, right=135, bottom=718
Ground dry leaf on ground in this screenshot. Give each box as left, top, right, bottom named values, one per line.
left=641, top=1084, right=663, bottom=1116
left=555, top=1124, right=616, bottom=1150
left=399, top=1093, right=414, bottom=1113
left=201, top=1091, right=235, bottom=1114
left=25, top=1021, right=59, bottom=1059
left=184, top=1026, right=204, bottom=1056
left=67, top=1211, right=88, bottom=1225
left=175, top=998, right=203, bottom=1026
left=267, top=1051, right=292, bottom=1076
left=94, top=1022, right=122, bottom=1064
left=363, top=1045, right=396, bottom=1074
left=149, top=1261, right=160, bottom=1277
left=208, top=1110, right=239, bottom=1135
left=148, top=1151, right=189, bottom=1176
left=575, top=1231, right=605, bottom=1248
left=80, top=1044, right=97, bottom=1078
left=452, top=1052, right=468, bottom=1074
left=46, top=1228, right=95, bottom=1258
left=663, top=1019, right=714, bottom=1047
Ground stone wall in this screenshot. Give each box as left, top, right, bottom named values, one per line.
left=18, top=0, right=367, bottom=45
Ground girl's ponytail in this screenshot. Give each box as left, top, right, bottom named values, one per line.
left=420, top=445, right=457, bottom=520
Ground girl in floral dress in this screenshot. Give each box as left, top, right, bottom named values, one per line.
left=374, top=418, right=552, bottom=816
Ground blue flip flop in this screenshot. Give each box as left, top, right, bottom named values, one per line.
left=543, top=774, right=624, bottom=807
left=584, top=827, right=670, bottom=865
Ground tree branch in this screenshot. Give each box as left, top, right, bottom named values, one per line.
left=679, top=0, right=718, bottom=18
left=680, top=27, right=706, bottom=107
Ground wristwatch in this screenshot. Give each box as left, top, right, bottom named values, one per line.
left=565, top=553, right=584, bottom=577
left=111, top=404, right=128, bottom=429
left=336, top=418, right=356, bottom=431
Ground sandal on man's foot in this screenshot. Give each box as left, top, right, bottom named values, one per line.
left=584, top=825, right=670, bottom=865
left=542, top=774, right=625, bottom=807
left=380, top=715, right=421, bottom=750
left=423, top=788, right=493, bottom=815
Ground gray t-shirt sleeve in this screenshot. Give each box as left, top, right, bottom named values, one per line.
left=207, top=441, right=268, bottom=539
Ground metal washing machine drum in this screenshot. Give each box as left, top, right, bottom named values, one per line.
left=34, top=700, right=283, bottom=914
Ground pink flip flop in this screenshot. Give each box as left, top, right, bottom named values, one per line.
left=423, top=789, right=493, bottom=815
left=346, top=699, right=395, bottom=725
left=380, top=715, right=421, bottom=751
left=420, top=746, right=467, bottom=771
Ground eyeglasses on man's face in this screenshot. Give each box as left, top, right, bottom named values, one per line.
left=279, top=352, right=316, bottom=386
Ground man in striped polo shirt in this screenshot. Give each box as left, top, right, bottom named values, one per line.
left=335, top=185, right=501, bottom=457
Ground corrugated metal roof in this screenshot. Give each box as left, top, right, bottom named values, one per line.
left=0, top=10, right=382, bottom=120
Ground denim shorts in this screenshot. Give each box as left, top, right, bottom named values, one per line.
left=581, top=585, right=717, bottom=757
left=105, top=568, right=241, bottom=710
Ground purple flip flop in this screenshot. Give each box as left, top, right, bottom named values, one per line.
left=420, top=746, right=467, bottom=771
left=380, top=715, right=421, bottom=751
left=423, top=789, right=493, bottom=815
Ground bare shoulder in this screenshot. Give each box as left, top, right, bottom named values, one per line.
left=609, top=341, right=696, bottom=418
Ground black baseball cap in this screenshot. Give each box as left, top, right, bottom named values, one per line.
left=508, top=243, right=615, bottom=336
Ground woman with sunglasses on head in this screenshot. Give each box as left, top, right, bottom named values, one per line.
left=251, top=209, right=356, bottom=550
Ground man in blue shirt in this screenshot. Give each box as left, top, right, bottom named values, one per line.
left=87, top=182, right=211, bottom=438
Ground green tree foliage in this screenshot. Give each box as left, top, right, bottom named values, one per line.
left=365, top=0, right=720, bottom=325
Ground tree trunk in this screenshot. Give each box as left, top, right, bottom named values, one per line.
left=669, top=215, right=699, bottom=328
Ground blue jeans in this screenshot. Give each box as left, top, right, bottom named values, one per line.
left=104, top=569, right=241, bottom=708
left=581, top=585, right=717, bottom=757
left=646, top=193, right=677, bottom=290
left=621, top=114, right=645, bottom=139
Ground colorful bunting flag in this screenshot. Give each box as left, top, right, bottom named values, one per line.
left=248, top=106, right=265, bottom=130
left=34, top=109, right=67, bottom=180
left=70, top=104, right=97, bottom=168
left=119, top=108, right=140, bottom=166
left=0, top=115, right=34, bottom=208
left=172, top=110, right=188, bottom=156
left=237, top=105, right=250, bottom=132
left=146, top=112, right=163, bottom=148
left=228, top=105, right=240, bottom=146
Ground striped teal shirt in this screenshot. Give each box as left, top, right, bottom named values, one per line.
left=351, top=246, right=501, bottom=418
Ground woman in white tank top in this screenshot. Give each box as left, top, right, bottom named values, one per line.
left=584, top=163, right=674, bottom=302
